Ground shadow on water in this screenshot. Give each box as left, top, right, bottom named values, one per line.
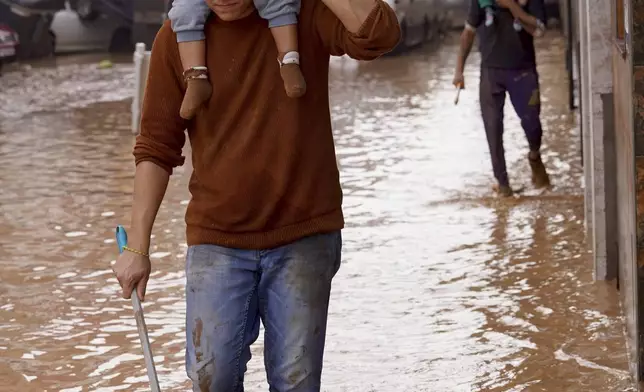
left=0, top=32, right=636, bottom=391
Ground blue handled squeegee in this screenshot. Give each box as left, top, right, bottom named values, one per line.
left=115, top=225, right=161, bottom=392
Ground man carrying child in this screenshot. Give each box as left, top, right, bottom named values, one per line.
left=112, top=0, right=401, bottom=390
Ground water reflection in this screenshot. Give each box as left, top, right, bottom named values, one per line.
left=0, top=33, right=635, bottom=391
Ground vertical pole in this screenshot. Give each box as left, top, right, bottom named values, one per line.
left=601, top=93, right=618, bottom=281
left=132, top=42, right=146, bottom=135
left=567, top=0, right=575, bottom=110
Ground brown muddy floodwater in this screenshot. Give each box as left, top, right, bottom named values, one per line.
left=0, top=34, right=636, bottom=391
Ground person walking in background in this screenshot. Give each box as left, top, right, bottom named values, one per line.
left=453, top=0, right=550, bottom=197
left=111, top=0, right=400, bottom=390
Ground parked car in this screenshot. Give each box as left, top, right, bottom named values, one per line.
left=68, top=0, right=100, bottom=20
left=0, top=0, right=59, bottom=60
left=68, top=0, right=132, bottom=22
left=130, top=0, right=169, bottom=50
left=0, top=23, right=19, bottom=74
left=383, top=0, right=440, bottom=51
left=438, top=0, right=468, bottom=30
left=50, top=7, right=132, bottom=53
left=5, top=0, right=65, bottom=11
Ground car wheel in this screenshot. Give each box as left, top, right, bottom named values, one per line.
left=109, top=27, right=133, bottom=53
left=423, top=17, right=431, bottom=41
left=399, top=20, right=408, bottom=49
left=73, top=0, right=100, bottom=21
left=385, top=19, right=407, bottom=56
left=49, top=31, right=56, bottom=54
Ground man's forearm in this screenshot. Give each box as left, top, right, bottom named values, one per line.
left=321, top=0, right=377, bottom=33
left=128, top=161, right=170, bottom=251
left=518, top=21, right=543, bottom=37
left=456, top=29, right=476, bottom=74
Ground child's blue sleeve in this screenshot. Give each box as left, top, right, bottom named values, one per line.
left=168, top=0, right=212, bottom=42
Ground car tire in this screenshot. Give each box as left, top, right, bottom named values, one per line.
left=384, top=19, right=407, bottom=56
left=109, top=27, right=133, bottom=53
left=19, top=17, right=56, bottom=59
left=423, top=17, right=431, bottom=42
left=72, top=0, right=101, bottom=21
left=49, top=31, right=56, bottom=54
left=397, top=20, right=408, bottom=52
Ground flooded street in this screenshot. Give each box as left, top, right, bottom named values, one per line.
left=0, top=32, right=636, bottom=391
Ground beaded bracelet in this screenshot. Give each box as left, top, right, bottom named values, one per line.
left=123, top=246, right=149, bottom=257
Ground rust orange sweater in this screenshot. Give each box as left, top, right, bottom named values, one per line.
left=133, top=0, right=400, bottom=249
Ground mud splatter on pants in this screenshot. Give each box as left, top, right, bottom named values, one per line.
left=185, top=232, right=342, bottom=392
left=479, top=67, right=543, bottom=187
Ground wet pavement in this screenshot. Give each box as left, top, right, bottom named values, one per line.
left=0, top=33, right=636, bottom=391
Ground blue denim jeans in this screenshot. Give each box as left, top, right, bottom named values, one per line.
left=169, top=0, right=300, bottom=43
left=185, top=232, right=342, bottom=392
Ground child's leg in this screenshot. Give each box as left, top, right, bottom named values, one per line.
left=484, top=7, right=494, bottom=27
left=255, top=0, right=305, bottom=98
left=478, top=0, right=495, bottom=26
left=168, top=0, right=212, bottom=119
left=271, top=21, right=306, bottom=98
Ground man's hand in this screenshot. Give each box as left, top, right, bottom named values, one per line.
left=112, top=250, right=151, bottom=301
left=453, top=72, right=465, bottom=89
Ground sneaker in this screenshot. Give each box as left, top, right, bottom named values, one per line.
left=528, top=151, right=551, bottom=188
left=492, top=183, right=514, bottom=197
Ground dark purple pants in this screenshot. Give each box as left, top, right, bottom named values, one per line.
left=479, top=67, right=543, bottom=187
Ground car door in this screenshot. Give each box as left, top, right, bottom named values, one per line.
left=422, top=0, right=437, bottom=39
left=13, top=0, right=66, bottom=11
left=413, top=0, right=434, bottom=43
left=50, top=9, right=113, bottom=52
left=403, top=0, right=423, bottom=45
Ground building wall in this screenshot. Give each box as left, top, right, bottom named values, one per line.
left=579, top=0, right=644, bottom=379
left=580, top=0, right=593, bottom=240
left=633, top=0, right=644, bottom=379
left=579, top=0, right=617, bottom=280
left=613, top=43, right=638, bottom=377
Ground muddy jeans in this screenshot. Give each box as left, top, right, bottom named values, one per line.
left=185, top=232, right=342, bottom=392
left=169, top=0, right=300, bottom=43
left=479, top=67, right=543, bottom=187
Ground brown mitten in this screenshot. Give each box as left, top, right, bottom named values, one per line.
left=180, top=67, right=213, bottom=120
left=279, top=51, right=306, bottom=98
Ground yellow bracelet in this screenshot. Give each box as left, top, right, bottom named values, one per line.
left=123, top=246, right=149, bottom=257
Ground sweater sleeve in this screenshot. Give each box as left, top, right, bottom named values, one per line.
left=132, top=21, right=188, bottom=175
left=314, top=0, right=401, bottom=60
